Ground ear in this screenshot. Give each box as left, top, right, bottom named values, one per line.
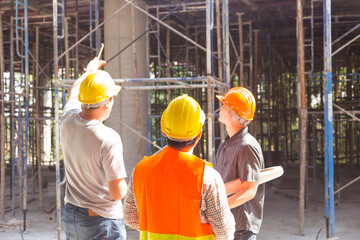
left=196, top=131, right=202, bottom=141
left=104, top=97, right=113, bottom=108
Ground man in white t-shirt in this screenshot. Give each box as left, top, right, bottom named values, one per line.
left=60, top=58, right=127, bottom=240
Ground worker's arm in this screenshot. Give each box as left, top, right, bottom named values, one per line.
left=108, top=178, right=128, bottom=201
left=123, top=173, right=140, bottom=230
left=201, top=166, right=235, bottom=239
left=227, top=180, right=258, bottom=209
left=225, top=166, right=284, bottom=196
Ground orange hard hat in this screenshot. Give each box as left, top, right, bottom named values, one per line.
left=216, top=87, right=256, bottom=121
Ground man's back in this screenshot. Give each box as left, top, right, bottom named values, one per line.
left=133, top=146, right=213, bottom=238
left=60, top=107, right=126, bottom=218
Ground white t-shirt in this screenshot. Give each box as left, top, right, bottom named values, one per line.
left=60, top=100, right=127, bottom=219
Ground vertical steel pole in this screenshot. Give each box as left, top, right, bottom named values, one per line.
left=237, top=12, right=244, bottom=86
left=216, top=0, right=225, bottom=141
left=324, top=0, right=335, bottom=237
left=131, top=6, right=142, bottom=161
left=145, top=4, right=152, bottom=153
left=23, top=0, right=29, bottom=231
left=65, top=19, right=70, bottom=78
left=0, top=13, right=5, bottom=222
left=248, top=21, right=253, bottom=89
left=223, top=0, right=230, bottom=84
left=166, top=27, right=171, bottom=99
left=297, top=0, right=307, bottom=235
left=254, top=30, right=259, bottom=99
left=215, top=0, right=223, bottom=84
left=75, top=0, right=79, bottom=77
left=206, top=0, right=214, bottom=162
left=95, top=0, right=100, bottom=52
left=35, top=26, right=43, bottom=208
left=10, top=16, right=16, bottom=217
left=89, top=0, right=93, bottom=48
left=53, top=1, right=62, bottom=239
left=253, top=29, right=259, bottom=138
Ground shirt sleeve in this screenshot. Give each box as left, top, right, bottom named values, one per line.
left=238, top=144, right=262, bottom=183
left=63, top=99, right=82, bottom=114
left=200, top=166, right=235, bottom=240
left=123, top=172, right=140, bottom=230
left=101, top=136, right=127, bottom=181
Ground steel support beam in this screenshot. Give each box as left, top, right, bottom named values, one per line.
left=324, top=0, right=335, bottom=238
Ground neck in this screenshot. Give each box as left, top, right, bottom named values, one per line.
left=80, top=109, right=105, bottom=122
left=181, top=146, right=195, bottom=155
left=225, top=123, right=244, bottom=138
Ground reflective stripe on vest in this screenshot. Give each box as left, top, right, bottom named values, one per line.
left=133, top=146, right=214, bottom=240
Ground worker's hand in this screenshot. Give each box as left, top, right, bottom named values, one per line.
left=86, top=57, right=106, bottom=72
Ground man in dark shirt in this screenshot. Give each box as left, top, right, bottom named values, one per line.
left=214, top=87, right=265, bottom=240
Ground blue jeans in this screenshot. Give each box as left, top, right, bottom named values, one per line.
left=234, top=230, right=257, bottom=240
left=63, top=203, right=126, bottom=240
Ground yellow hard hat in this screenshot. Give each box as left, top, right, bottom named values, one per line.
left=161, top=94, right=205, bottom=141
left=78, top=70, right=121, bottom=104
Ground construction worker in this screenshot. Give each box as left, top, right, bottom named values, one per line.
left=123, top=94, right=235, bottom=240
left=60, top=58, right=128, bottom=240
left=214, top=87, right=265, bottom=240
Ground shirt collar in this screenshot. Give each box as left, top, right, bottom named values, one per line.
left=225, top=126, right=248, bottom=144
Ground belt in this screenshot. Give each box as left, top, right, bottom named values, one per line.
left=66, top=203, right=99, bottom=216
left=88, top=208, right=99, bottom=216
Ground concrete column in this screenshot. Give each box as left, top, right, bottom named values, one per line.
left=104, top=0, right=149, bottom=176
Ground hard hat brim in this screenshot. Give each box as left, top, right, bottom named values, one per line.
left=216, top=95, right=224, bottom=102
left=114, top=85, right=121, bottom=96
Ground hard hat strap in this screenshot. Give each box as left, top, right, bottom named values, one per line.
left=165, top=134, right=197, bottom=143
left=226, top=105, right=251, bottom=126
left=82, top=98, right=110, bottom=109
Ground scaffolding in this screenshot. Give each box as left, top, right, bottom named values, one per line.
left=1, top=1, right=360, bottom=239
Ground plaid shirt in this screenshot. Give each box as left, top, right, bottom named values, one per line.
left=124, top=165, right=235, bottom=240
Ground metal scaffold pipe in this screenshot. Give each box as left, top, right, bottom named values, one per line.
left=297, top=0, right=307, bottom=236
left=58, top=0, right=134, bottom=60
left=52, top=1, right=61, bottom=239
left=206, top=0, right=215, bottom=162
left=0, top=12, right=5, bottom=222
left=324, top=0, right=335, bottom=238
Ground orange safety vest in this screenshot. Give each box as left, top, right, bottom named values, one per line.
left=133, top=146, right=214, bottom=240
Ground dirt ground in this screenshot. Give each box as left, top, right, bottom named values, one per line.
left=1, top=167, right=359, bottom=240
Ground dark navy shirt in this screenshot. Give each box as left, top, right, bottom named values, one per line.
left=214, top=127, right=265, bottom=234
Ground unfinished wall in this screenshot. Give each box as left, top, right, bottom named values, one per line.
left=104, top=0, right=149, bottom=176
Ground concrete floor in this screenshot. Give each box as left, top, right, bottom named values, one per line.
left=1, top=166, right=359, bottom=239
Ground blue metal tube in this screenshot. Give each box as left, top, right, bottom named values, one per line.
left=23, top=0, right=29, bottom=231
left=323, top=0, right=335, bottom=237
left=89, top=0, right=93, bottom=48
left=95, top=0, right=99, bottom=51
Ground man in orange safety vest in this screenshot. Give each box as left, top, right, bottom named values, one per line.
left=124, top=94, right=235, bottom=240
